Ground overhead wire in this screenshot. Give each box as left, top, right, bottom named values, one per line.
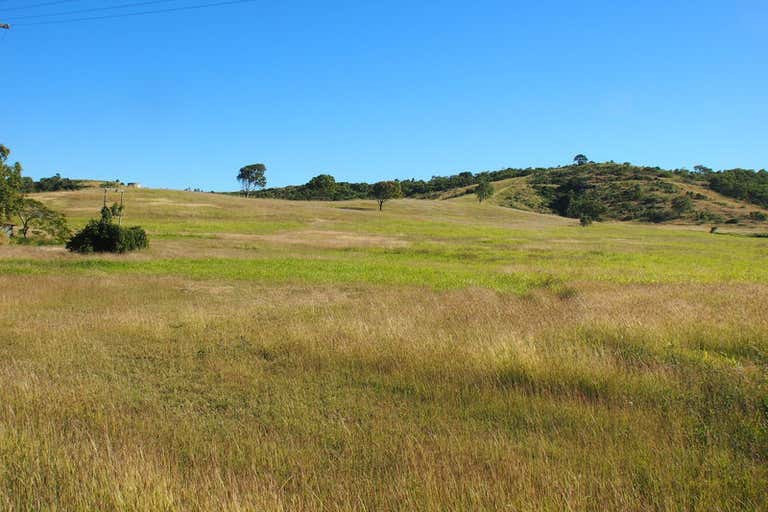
left=8, top=0, right=184, bottom=20
left=8, top=0, right=260, bottom=27
left=2, top=0, right=85, bottom=12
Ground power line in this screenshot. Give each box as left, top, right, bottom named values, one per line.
left=12, top=0, right=259, bottom=26
left=8, top=0, right=182, bottom=20
left=2, top=0, right=84, bottom=12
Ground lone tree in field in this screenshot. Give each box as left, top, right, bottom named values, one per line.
left=372, top=180, right=402, bottom=211
left=573, top=154, right=589, bottom=166
left=237, top=163, right=267, bottom=198
left=475, top=180, right=495, bottom=203
left=16, top=198, right=70, bottom=241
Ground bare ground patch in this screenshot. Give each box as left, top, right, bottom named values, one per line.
left=217, top=229, right=410, bottom=249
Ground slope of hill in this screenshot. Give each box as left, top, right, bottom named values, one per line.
left=444, top=162, right=768, bottom=226
left=246, top=162, right=768, bottom=226
left=2, top=188, right=768, bottom=510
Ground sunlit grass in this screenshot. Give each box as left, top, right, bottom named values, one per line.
left=1, top=188, right=766, bottom=510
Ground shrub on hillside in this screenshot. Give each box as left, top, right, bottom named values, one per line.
left=642, top=207, right=676, bottom=223
left=670, top=195, right=694, bottom=216
left=694, top=211, right=725, bottom=224
left=66, top=206, right=148, bottom=253
left=708, top=168, right=768, bottom=208
left=566, top=193, right=606, bottom=223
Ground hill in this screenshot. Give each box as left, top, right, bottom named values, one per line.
left=2, top=188, right=768, bottom=510
left=249, top=162, right=768, bottom=226
left=447, top=163, right=768, bottom=226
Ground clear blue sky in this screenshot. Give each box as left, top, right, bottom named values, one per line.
left=2, top=0, right=766, bottom=190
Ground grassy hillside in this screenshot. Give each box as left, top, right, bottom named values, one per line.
left=447, top=163, right=768, bottom=226
left=249, top=162, right=768, bottom=226
left=1, top=188, right=768, bottom=510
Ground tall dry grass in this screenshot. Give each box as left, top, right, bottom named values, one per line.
left=1, top=189, right=767, bottom=509
left=1, top=272, right=766, bottom=510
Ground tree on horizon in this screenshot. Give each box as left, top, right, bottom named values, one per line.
left=373, top=181, right=402, bottom=211
left=237, top=163, right=267, bottom=198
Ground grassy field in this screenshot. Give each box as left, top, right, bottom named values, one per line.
left=1, top=187, right=767, bottom=510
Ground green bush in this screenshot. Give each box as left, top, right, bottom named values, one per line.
left=694, top=210, right=725, bottom=224
left=670, top=195, right=693, bottom=215
left=643, top=207, right=676, bottom=223
left=66, top=206, right=149, bottom=253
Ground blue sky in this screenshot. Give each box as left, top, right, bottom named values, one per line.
left=2, top=0, right=766, bottom=190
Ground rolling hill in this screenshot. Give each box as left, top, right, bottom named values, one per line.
left=447, top=164, right=768, bottom=226
left=249, top=162, right=768, bottom=227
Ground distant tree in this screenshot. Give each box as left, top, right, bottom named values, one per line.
left=372, top=181, right=402, bottom=211
left=573, top=154, right=589, bottom=166
left=457, top=171, right=474, bottom=186
left=306, top=174, right=336, bottom=199
left=20, top=176, right=35, bottom=193
left=693, top=164, right=713, bottom=174
left=0, top=144, right=24, bottom=221
left=475, top=180, right=495, bottom=203
left=237, top=163, right=267, bottom=198
left=16, top=198, right=70, bottom=241
left=35, top=173, right=82, bottom=192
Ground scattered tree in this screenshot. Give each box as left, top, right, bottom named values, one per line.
left=475, top=180, right=495, bottom=203
left=16, top=198, right=70, bottom=241
left=34, top=173, right=83, bottom=192
left=306, top=174, right=337, bottom=199
left=372, top=181, right=403, bottom=211
left=237, top=163, right=267, bottom=198
left=0, top=145, right=23, bottom=221
left=573, top=154, right=589, bottom=166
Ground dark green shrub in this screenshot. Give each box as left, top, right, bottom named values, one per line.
left=565, top=192, right=605, bottom=221
left=694, top=211, right=726, bottom=224
left=66, top=206, right=148, bottom=253
left=671, top=195, right=693, bottom=215
left=748, top=211, right=767, bottom=221
left=642, top=207, right=676, bottom=223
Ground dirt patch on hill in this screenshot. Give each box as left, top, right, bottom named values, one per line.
left=219, top=230, right=409, bottom=249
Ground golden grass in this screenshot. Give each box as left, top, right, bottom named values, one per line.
left=1, top=189, right=767, bottom=510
